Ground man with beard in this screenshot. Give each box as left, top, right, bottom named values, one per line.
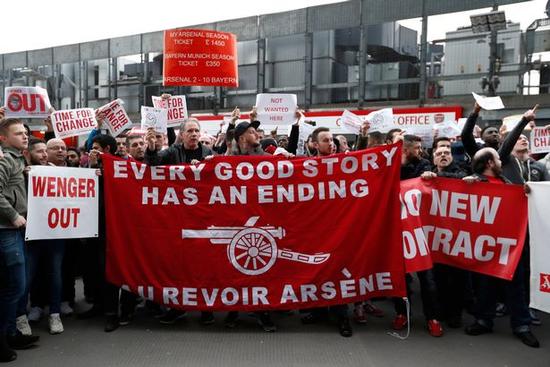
left=300, top=127, right=353, bottom=337
left=224, top=120, right=278, bottom=333
left=66, top=148, right=80, bottom=167
left=115, top=135, right=129, bottom=159
left=392, top=134, right=443, bottom=337
left=461, top=103, right=502, bottom=158
left=464, top=110, right=541, bottom=347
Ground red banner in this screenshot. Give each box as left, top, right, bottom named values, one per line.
left=400, top=177, right=527, bottom=280
left=163, top=29, right=238, bottom=87
left=102, top=144, right=406, bottom=311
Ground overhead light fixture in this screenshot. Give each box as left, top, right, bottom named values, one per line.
left=470, top=11, right=507, bottom=33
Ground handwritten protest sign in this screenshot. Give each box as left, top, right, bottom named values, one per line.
left=340, top=110, right=363, bottom=135
left=163, top=29, right=238, bottom=87
left=255, top=94, right=297, bottom=126
left=141, top=106, right=168, bottom=134
left=365, top=108, right=394, bottom=133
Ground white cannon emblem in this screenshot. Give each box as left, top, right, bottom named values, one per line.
left=182, top=216, right=330, bottom=276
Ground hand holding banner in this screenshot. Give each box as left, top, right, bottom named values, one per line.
left=51, top=108, right=97, bottom=139
left=255, top=94, right=298, bottom=126
left=472, top=92, right=505, bottom=110
left=4, top=86, right=52, bottom=118
left=141, top=106, right=168, bottom=134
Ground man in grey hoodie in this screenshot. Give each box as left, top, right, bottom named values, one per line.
left=0, top=118, right=39, bottom=362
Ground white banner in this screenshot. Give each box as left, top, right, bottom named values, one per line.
left=51, top=108, right=97, bottom=139
left=365, top=108, right=394, bottom=133
left=530, top=127, right=550, bottom=154
left=152, top=95, right=188, bottom=128
left=97, top=99, right=132, bottom=137
left=4, top=86, right=52, bottom=118
left=25, top=166, right=99, bottom=241
left=340, top=110, right=362, bottom=135
left=255, top=94, right=297, bottom=126
left=141, top=106, right=168, bottom=134
left=472, top=92, right=505, bottom=110
left=296, top=122, right=316, bottom=156
left=433, top=120, right=462, bottom=138
left=529, top=182, right=550, bottom=313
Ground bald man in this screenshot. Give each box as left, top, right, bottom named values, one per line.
left=46, top=139, right=67, bottom=167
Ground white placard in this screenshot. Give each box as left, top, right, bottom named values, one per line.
left=528, top=182, right=550, bottom=313
left=530, top=127, right=550, bottom=154
left=97, top=99, right=132, bottom=137
left=472, top=92, right=505, bottom=110
left=152, top=95, right=188, bottom=128
left=4, top=86, right=52, bottom=118
left=433, top=120, right=462, bottom=138
left=296, top=122, right=316, bottom=156
left=502, top=115, right=525, bottom=132
left=255, top=94, right=297, bottom=126
left=457, top=118, right=468, bottom=132
left=340, top=110, right=363, bottom=135
left=25, top=166, right=99, bottom=241
left=51, top=108, right=97, bottom=139
left=141, top=106, right=168, bottom=134
left=365, top=108, right=394, bottom=133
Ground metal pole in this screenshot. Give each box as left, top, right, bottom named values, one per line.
left=418, top=0, right=428, bottom=106
left=488, top=3, right=499, bottom=96
left=304, top=32, right=313, bottom=109
left=358, top=0, right=368, bottom=109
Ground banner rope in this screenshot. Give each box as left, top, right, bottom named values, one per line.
left=387, top=297, right=410, bottom=340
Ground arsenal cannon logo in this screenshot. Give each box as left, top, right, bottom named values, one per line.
left=182, top=216, right=330, bottom=276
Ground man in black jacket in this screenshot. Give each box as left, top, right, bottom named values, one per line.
left=144, top=118, right=215, bottom=326
left=145, top=118, right=212, bottom=166
left=463, top=144, right=540, bottom=348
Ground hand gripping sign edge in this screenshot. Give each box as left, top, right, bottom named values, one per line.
left=182, top=216, right=330, bottom=276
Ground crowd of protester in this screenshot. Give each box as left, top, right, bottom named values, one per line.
left=0, top=96, right=549, bottom=363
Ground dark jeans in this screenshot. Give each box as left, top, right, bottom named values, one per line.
left=18, top=239, right=65, bottom=315
left=0, top=229, right=26, bottom=336
left=433, top=264, right=467, bottom=321
left=394, top=269, right=440, bottom=320
left=473, top=247, right=531, bottom=332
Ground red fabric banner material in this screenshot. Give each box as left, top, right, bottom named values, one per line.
left=102, top=144, right=406, bottom=311
left=400, top=177, right=527, bottom=280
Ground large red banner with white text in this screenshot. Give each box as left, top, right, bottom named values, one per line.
left=400, top=178, right=527, bottom=280
left=102, top=145, right=406, bottom=311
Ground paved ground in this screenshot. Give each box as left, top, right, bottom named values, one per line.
left=13, top=280, right=550, bottom=367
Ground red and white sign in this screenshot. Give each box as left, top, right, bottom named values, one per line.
left=528, top=182, right=550, bottom=313
left=97, top=99, right=132, bottom=137
left=163, top=29, right=238, bottom=87
left=152, top=95, right=188, bottom=128
left=51, top=108, right=97, bottom=139
left=25, top=166, right=98, bottom=241
left=101, top=144, right=406, bottom=311
left=255, top=94, right=298, bottom=126
left=193, top=107, right=462, bottom=141
left=530, top=127, right=550, bottom=154
left=400, top=177, right=528, bottom=280
left=4, top=86, right=52, bottom=119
